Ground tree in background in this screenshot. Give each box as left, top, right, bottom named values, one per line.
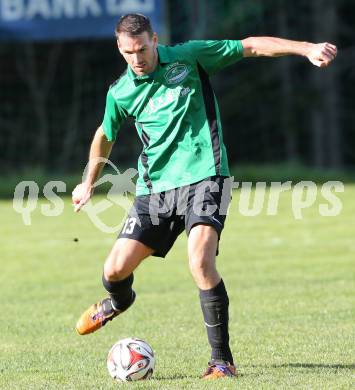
left=169, top=0, right=352, bottom=170
left=0, top=0, right=354, bottom=172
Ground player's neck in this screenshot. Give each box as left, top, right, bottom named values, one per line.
left=150, top=49, right=159, bottom=74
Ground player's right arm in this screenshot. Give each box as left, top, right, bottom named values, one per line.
left=72, top=125, right=114, bottom=212
left=72, top=86, right=127, bottom=212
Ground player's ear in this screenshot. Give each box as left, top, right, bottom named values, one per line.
left=116, top=39, right=124, bottom=56
left=152, top=32, right=158, bottom=47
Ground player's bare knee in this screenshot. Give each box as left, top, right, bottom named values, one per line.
left=104, top=266, right=128, bottom=282
left=103, top=256, right=129, bottom=282
left=189, top=256, right=215, bottom=277
left=103, top=262, right=117, bottom=281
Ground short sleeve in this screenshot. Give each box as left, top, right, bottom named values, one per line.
left=185, top=40, right=244, bottom=75
left=102, top=89, right=127, bottom=142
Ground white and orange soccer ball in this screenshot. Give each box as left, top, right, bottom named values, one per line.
left=107, top=338, right=155, bottom=381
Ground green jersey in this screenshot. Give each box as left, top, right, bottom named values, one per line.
left=102, top=40, right=244, bottom=195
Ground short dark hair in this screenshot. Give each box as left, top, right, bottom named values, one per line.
left=115, top=13, right=153, bottom=38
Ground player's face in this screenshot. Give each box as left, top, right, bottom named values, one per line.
left=117, top=31, right=158, bottom=76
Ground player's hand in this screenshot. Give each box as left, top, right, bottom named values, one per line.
left=307, top=42, right=337, bottom=68
left=72, top=182, right=94, bottom=212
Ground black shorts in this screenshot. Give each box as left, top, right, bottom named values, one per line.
left=118, top=176, right=232, bottom=258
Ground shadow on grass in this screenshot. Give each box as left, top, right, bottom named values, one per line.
left=153, top=374, right=197, bottom=380
left=250, top=363, right=355, bottom=370
left=155, top=372, right=249, bottom=380
left=274, top=363, right=355, bottom=370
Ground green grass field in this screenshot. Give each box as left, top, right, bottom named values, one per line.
left=1, top=185, right=354, bottom=389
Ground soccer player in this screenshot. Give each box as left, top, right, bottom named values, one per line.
left=72, top=14, right=337, bottom=379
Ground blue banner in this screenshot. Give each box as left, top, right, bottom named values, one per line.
left=0, top=0, right=163, bottom=41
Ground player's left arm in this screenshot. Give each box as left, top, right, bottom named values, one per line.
left=241, top=37, right=337, bottom=67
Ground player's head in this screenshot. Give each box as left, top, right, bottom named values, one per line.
left=115, top=14, right=158, bottom=76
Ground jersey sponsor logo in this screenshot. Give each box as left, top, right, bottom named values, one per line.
left=143, top=86, right=191, bottom=115
left=164, top=63, right=189, bottom=85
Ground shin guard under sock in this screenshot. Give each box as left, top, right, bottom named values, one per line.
left=102, top=273, right=135, bottom=312
left=199, top=279, right=234, bottom=364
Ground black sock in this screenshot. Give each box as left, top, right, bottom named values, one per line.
left=199, top=279, right=234, bottom=365
left=102, top=273, right=135, bottom=311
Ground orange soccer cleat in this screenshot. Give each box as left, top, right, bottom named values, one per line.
left=202, top=360, right=237, bottom=379
left=75, top=293, right=135, bottom=335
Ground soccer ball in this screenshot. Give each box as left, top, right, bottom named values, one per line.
left=107, top=338, right=155, bottom=381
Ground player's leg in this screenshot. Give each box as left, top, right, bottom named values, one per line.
left=188, top=224, right=220, bottom=289
left=76, top=190, right=183, bottom=336
left=188, top=224, right=236, bottom=379
left=102, top=237, right=154, bottom=311
left=76, top=238, right=153, bottom=335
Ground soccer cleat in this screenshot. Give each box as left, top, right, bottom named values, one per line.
left=202, top=360, right=237, bottom=379
left=75, top=292, right=135, bottom=335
